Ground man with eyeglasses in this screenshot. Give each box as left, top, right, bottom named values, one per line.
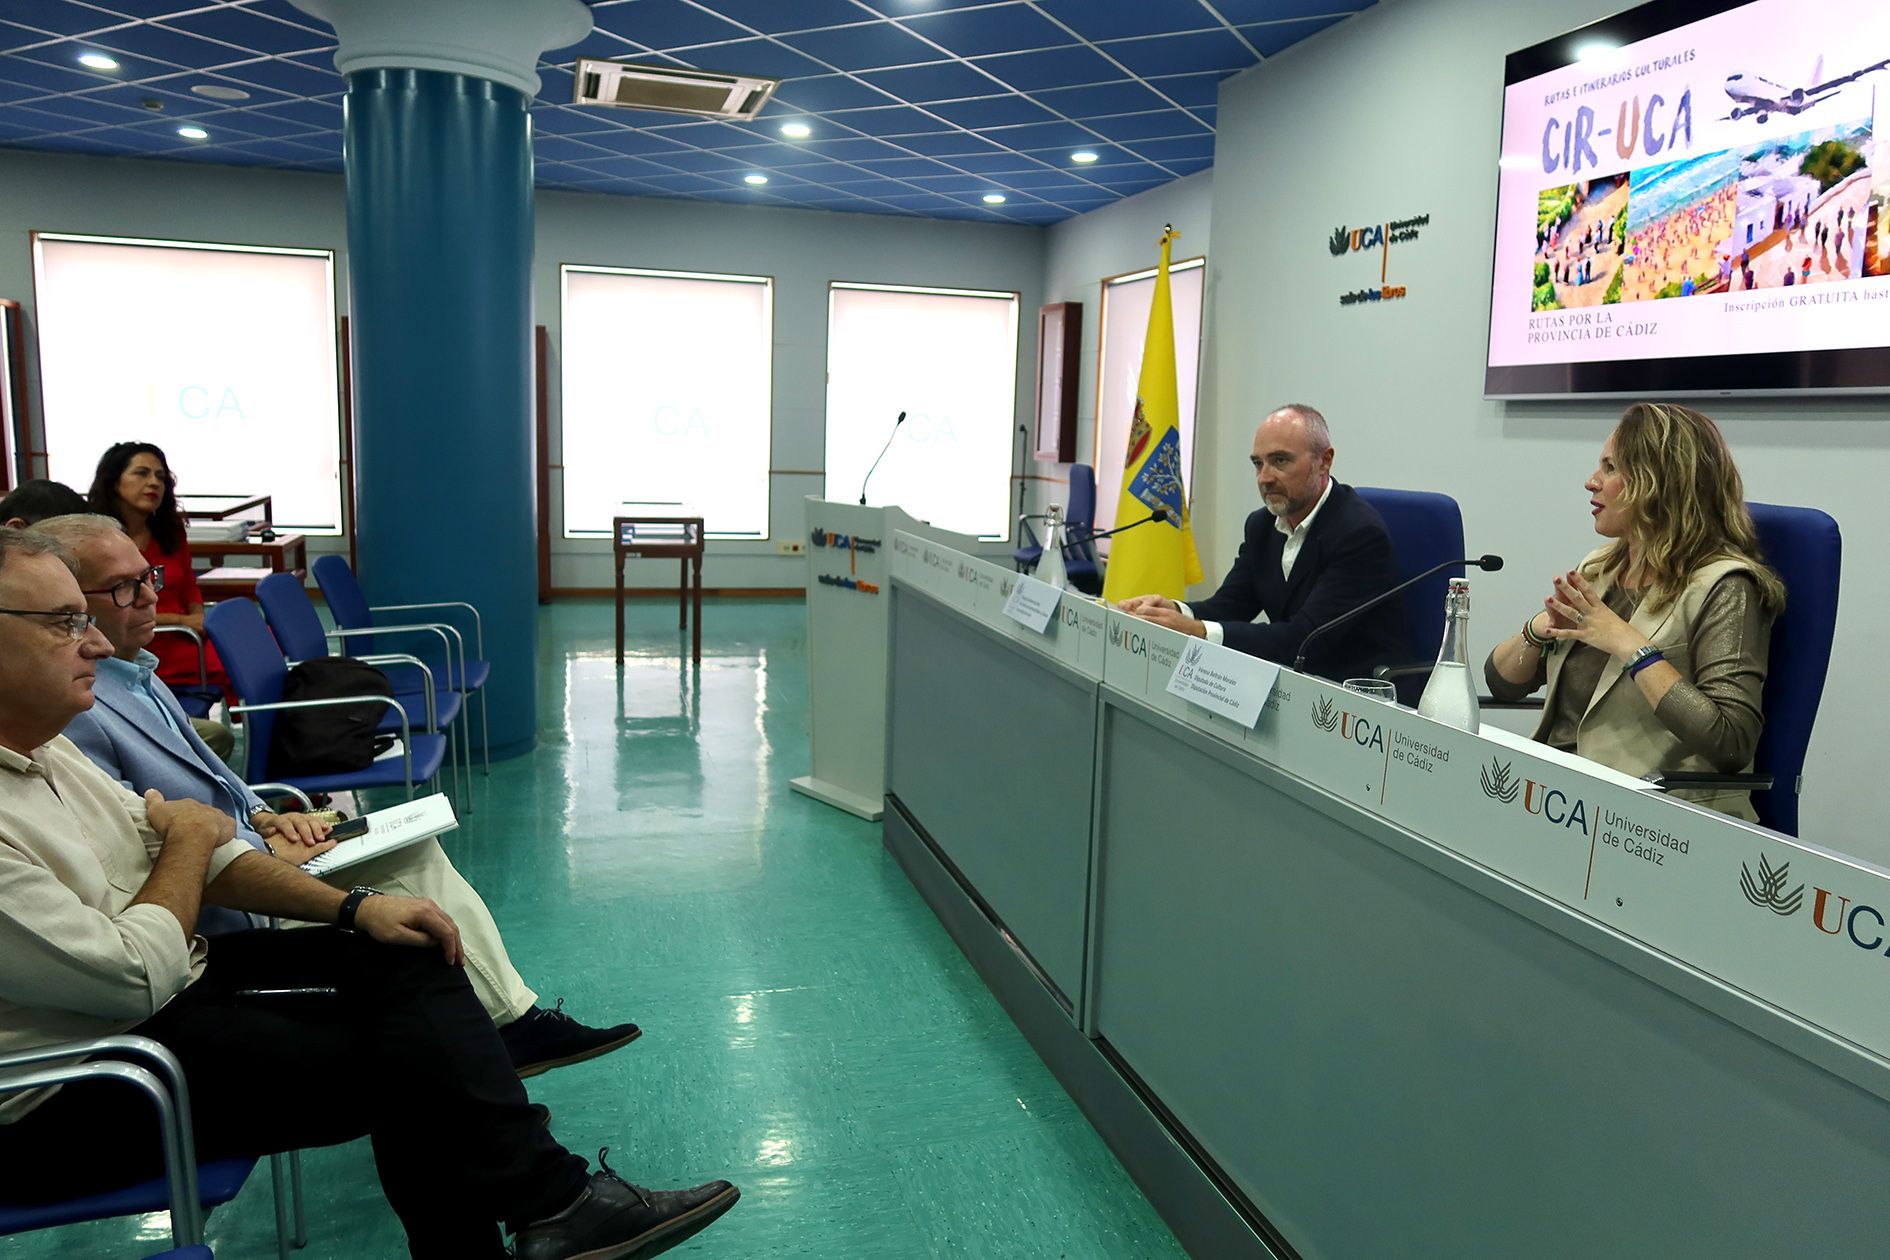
left=0, top=525, right=741, bottom=1258
left=35, top=512, right=644, bottom=1077
left=0, top=477, right=235, bottom=760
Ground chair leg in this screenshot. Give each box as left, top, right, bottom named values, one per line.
left=289, top=1149, right=308, bottom=1248
left=479, top=687, right=491, bottom=776
left=270, top=1152, right=291, bottom=1260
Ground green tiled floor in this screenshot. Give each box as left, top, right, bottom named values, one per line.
left=13, top=598, right=1187, bottom=1259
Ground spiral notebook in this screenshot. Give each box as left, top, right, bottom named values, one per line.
left=299, top=793, right=459, bottom=877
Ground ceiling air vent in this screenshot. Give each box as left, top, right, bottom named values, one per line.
left=573, top=58, right=779, bottom=121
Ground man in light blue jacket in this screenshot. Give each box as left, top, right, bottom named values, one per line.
left=36, top=513, right=639, bottom=1080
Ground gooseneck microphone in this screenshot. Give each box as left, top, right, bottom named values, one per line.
left=1292, top=555, right=1504, bottom=672
left=1084, top=507, right=1169, bottom=542
left=859, top=411, right=907, bottom=505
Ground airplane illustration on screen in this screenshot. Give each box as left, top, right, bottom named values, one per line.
left=1723, top=55, right=1890, bottom=124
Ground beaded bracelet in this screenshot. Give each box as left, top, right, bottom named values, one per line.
left=1520, top=615, right=1552, bottom=649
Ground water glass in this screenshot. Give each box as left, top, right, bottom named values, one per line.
left=1342, top=678, right=1398, bottom=704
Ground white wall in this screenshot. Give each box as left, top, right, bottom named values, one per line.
left=1029, top=172, right=1213, bottom=525
left=1202, top=0, right=1885, bottom=853
left=0, top=147, right=1042, bottom=589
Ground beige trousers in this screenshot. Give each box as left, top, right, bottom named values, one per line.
left=325, top=837, right=538, bottom=1025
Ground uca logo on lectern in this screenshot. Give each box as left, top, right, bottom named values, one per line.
left=1739, top=853, right=1804, bottom=916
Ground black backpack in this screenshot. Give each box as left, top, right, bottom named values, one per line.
left=269, top=657, right=395, bottom=776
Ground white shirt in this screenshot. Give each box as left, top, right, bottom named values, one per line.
left=1184, top=477, right=1335, bottom=646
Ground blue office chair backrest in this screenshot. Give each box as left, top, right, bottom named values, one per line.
left=1066, top=464, right=1099, bottom=570
left=311, top=555, right=377, bottom=657
left=1353, top=487, right=1465, bottom=689
left=203, top=600, right=288, bottom=784
left=254, top=572, right=329, bottom=664
left=1746, top=502, right=1840, bottom=837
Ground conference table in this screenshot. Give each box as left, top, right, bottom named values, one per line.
left=881, top=534, right=1890, bottom=1260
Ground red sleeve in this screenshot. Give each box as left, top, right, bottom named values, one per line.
left=144, top=537, right=203, bottom=613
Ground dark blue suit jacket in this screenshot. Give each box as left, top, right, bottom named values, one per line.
left=1189, top=481, right=1407, bottom=682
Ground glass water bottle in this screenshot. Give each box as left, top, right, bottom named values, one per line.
left=1417, top=577, right=1480, bottom=734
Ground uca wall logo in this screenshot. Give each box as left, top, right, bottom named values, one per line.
left=1477, top=757, right=1592, bottom=835
left=1308, top=694, right=1384, bottom=751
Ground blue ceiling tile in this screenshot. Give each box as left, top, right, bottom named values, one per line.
left=582, top=128, right=695, bottom=157
left=0, top=53, right=120, bottom=94
left=857, top=60, right=998, bottom=104
left=17, top=89, right=139, bottom=125
left=247, top=97, right=342, bottom=129
left=565, top=153, right=685, bottom=179
left=884, top=129, right=1004, bottom=157
left=0, top=22, right=64, bottom=54
left=590, top=0, right=752, bottom=52
left=1030, top=79, right=1167, bottom=117
left=779, top=22, right=942, bottom=73
left=996, top=169, right=1095, bottom=192
left=1119, top=133, right=1216, bottom=162
left=924, top=94, right=1053, bottom=130
left=212, top=57, right=339, bottom=98
left=822, top=104, right=953, bottom=135
left=900, top=172, right=997, bottom=193
left=156, top=8, right=334, bottom=57
left=669, top=38, right=830, bottom=80
left=0, top=76, right=41, bottom=103
left=1241, top=15, right=1348, bottom=57
left=534, top=132, right=614, bottom=163
left=1033, top=0, right=1222, bottom=42
left=1215, top=0, right=1372, bottom=22
left=5, top=2, right=130, bottom=37
left=769, top=74, right=891, bottom=112
left=635, top=171, right=742, bottom=193
left=1083, top=109, right=1210, bottom=143
left=545, top=28, right=643, bottom=65
left=1101, top=30, right=1257, bottom=78
left=1165, top=154, right=1212, bottom=175
left=799, top=135, right=908, bottom=162
left=90, top=22, right=260, bottom=69
left=973, top=45, right=1122, bottom=92
left=896, top=7, right=1076, bottom=58
left=940, top=151, right=1053, bottom=174
left=975, top=119, right=1099, bottom=150
left=811, top=175, right=909, bottom=198
left=1144, top=71, right=1225, bottom=109
left=13, top=131, right=135, bottom=155
left=694, top=0, right=871, bottom=35
left=849, top=155, right=957, bottom=177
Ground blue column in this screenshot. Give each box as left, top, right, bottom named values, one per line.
left=343, top=66, right=536, bottom=758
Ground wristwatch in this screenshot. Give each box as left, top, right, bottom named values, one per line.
left=336, top=886, right=381, bottom=933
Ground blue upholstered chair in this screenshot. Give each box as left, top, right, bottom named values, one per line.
left=254, top=573, right=465, bottom=808
left=311, top=556, right=493, bottom=775
left=1013, top=464, right=1101, bottom=592
left=205, top=598, right=447, bottom=802
left=1642, top=502, right=1840, bottom=836
left=1354, top=486, right=1466, bottom=705
left=0, top=1036, right=302, bottom=1259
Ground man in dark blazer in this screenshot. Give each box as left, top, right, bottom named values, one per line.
left=1120, top=404, right=1406, bottom=682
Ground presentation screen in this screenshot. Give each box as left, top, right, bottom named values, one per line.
left=1487, top=0, right=1890, bottom=397
left=33, top=234, right=344, bottom=531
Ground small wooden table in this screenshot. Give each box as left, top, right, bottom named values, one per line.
left=614, top=516, right=704, bottom=665
left=191, top=533, right=308, bottom=601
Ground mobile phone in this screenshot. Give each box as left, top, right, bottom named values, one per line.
left=329, top=815, right=370, bottom=842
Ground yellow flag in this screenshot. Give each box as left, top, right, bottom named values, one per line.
left=1102, top=226, right=1205, bottom=602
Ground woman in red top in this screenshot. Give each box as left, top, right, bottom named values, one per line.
left=86, top=440, right=234, bottom=701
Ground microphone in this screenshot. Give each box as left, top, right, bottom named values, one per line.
left=1292, top=555, right=1503, bottom=672
left=859, top=411, right=906, bottom=505
left=1083, top=507, right=1169, bottom=543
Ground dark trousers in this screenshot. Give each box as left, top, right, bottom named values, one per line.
left=1, top=929, right=589, bottom=1259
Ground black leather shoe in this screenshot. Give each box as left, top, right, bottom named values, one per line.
left=501, top=999, right=642, bottom=1079
left=512, top=1150, right=739, bottom=1260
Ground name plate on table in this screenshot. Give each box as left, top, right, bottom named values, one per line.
left=1164, top=638, right=1279, bottom=728
left=1001, top=575, right=1061, bottom=633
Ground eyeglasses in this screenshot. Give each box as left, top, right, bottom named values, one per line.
left=82, top=565, right=164, bottom=608
left=0, top=609, right=98, bottom=642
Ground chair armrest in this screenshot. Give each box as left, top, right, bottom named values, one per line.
left=246, top=782, right=314, bottom=811
left=151, top=625, right=209, bottom=686
left=1641, top=770, right=1775, bottom=793
left=370, top=601, right=484, bottom=658
left=1479, top=697, right=1547, bottom=711
left=326, top=622, right=465, bottom=691
left=0, top=1034, right=203, bottom=1241
left=231, top=694, right=415, bottom=750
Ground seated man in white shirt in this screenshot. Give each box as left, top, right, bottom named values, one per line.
left=31, top=512, right=638, bottom=1080
left=1118, top=404, right=1405, bottom=682
left=0, top=527, right=739, bottom=1260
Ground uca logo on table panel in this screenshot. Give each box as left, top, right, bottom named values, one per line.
left=1107, top=622, right=1147, bottom=655
left=1740, top=852, right=1890, bottom=962
left=809, top=529, right=879, bottom=554
left=1479, top=758, right=1690, bottom=867
left=1309, top=694, right=1383, bottom=751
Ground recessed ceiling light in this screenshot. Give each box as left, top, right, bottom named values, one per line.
left=1071, top=150, right=1099, bottom=164
left=78, top=52, right=118, bottom=71
left=176, top=125, right=208, bottom=140
left=982, top=193, right=1007, bottom=204
left=780, top=122, right=811, bottom=138
left=191, top=83, right=250, bottom=101
left=744, top=173, right=769, bottom=185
